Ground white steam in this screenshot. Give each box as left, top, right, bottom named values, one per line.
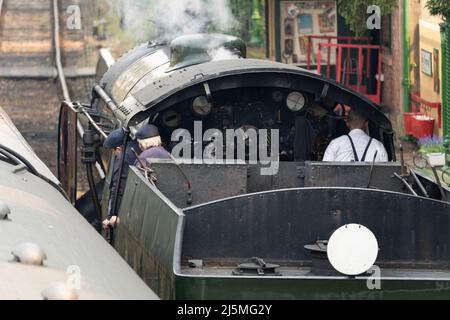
left=107, top=0, right=237, bottom=42
left=208, top=46, right=240, bottom=61
left=150, top=0, right=237, bottom=40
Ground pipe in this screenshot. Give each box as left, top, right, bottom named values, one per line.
left=53, top=1, right=104, bottom=180
left=86, top=164, right=102, bottom=231
left=403, top=0, right=411, bottom=113
left=78, top=106, right=108, bottom=139
left=442, top=23, right=450, bottom=162
left=109, top=128, right=130, bottom=244
left=94, top=85, right=119, bottom=113
left=430, top=165, right=447, bottom=201
left=410, top=170, right=429, bottom=198
left=394, top=172, right=418, bottom=196
left=53, top=0, right=84, bottom=136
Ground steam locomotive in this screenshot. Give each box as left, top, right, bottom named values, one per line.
left=59, top=34, right=450, bottom=299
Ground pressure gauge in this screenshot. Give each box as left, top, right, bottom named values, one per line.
left=271, top=90, right=284, bottom=103
left=192, top=96, right=212, bottom=116
left=286, top=91, right=306, bottom=112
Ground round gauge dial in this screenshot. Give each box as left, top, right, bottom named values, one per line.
left=192, top=96, right=212, bottom=116
left=286, top=91, right=306, bottom=112
left=161, top=110, right=182, bottom=128
left=271, top=90, right=284, bottom=103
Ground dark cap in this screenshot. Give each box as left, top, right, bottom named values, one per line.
left=136, top=124, right=160, bottom=140
left=103, top=129, right=125, bottom=148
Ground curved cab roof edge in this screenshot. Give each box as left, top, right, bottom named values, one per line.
left=113, top=58, right=391, bottom=131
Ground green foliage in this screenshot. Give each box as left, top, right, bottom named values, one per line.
left=338, top=0, right=397, bottom=36
left=418, top=136, right=446, bottom=154
left=229, top=0, right=258, bottom=42
left=426, top=0, right=450, bottom=22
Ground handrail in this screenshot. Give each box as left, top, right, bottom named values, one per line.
left=316, top=42, right=383, bottom=104
left=52, top=0, right=105, bottom=178
left=306, top=35, right=371, bottom=70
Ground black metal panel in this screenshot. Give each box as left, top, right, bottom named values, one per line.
left=182, top=188, right=450, bottom=264
left=150, top=161, right=247, bottom=208
left=305, top=162, right=404, bottom=192
left=151, top=161, right=406, bottom=206
left=247, top=162, right=305, bottom=193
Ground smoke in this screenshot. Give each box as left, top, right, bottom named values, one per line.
left=150, top=0, right=237, bottom=41
left=107, top=0, right=237, bottom=43
left=208, top=46, right=240, bottom=61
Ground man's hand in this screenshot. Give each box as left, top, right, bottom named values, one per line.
left=102, top=218, right=110, bottom=230
left=102, top=216, right=120, bottom=229
left=109, top=216, right=120, bottom=228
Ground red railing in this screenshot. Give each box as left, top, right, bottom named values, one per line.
left=316, top=43, right=383, bottom=104
left=411, top=92, right=442, bottom=129
left=305, top=35, right=371, bottom=71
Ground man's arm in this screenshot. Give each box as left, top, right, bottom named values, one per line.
left=322, top=140, right=337, bottom=162
left=376, top=141, right=389, bottom=162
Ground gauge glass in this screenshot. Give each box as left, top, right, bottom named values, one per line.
left=192, top=96, right=212, bottom=116
left=286, top=91, right=306, bottom=112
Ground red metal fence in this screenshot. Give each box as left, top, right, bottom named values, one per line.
left=305, top=35, right=371, bottom=71
left=316, top=43, right=383, bottom=104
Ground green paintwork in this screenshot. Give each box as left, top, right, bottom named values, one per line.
left=403, top=0, right=411, bottom=113
left=442, top=23, right=450, bottom=157
left=114, top=167, right=183, bottom=300
left=174, top=275, right=450, bottom=300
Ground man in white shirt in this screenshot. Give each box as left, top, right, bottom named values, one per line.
left=323, top=109, right=388, bottom=162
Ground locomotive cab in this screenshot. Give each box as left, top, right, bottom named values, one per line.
left=58, top=34, right=401, bottom=223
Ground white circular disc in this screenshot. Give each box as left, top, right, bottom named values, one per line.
left=327, top=224, right=379, bottom=276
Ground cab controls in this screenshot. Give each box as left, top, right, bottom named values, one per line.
left=192, top=96, right=213, bottom=116
left=286, top=91, right=307, bottom=112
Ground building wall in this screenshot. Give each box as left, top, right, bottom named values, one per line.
left=409, top=0, right=422, bottom=94
left=381, top=2, right=403, bottom=136
left=411, top=0, right=443, bottom=136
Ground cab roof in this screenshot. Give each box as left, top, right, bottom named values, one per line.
left=104, top=56, right=392, bottom=132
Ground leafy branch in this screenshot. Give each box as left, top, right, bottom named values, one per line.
left=425, top=0, right=450, bottom=22
left=338, top=0, right=397, bottom=36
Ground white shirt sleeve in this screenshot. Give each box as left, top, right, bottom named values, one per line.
left=375, top=141, right=389, bottom=162
left=322, top=140, right=337, bottom=162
